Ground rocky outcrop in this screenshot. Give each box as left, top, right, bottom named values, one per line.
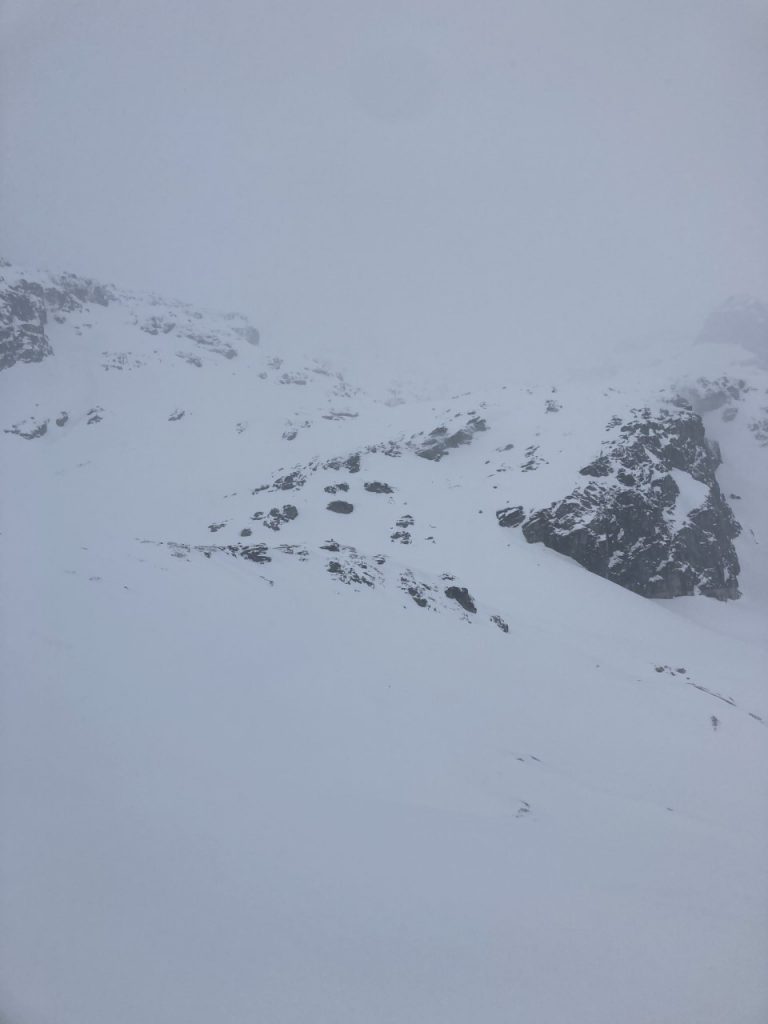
left=521, top=407, right=741, bottom=600
left=496, top=506, right=525, bottom=528
left=413, top=416, right=488, bottom=461
left=444, top=586, right=477, bottom=613
left=263, top=505, right=299, bottom=530
left=45, top=272, right=115, bottom=312
left=1, top=261, right=263, bottom=371
left=0, top=266, right=118, bottom=371
left=4, top=416, right=49, bottom=439
left=0, top=280, right=52, bottom=371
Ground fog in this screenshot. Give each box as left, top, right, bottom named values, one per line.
left=1, top=0, right=767, bottom=385
left=2, top=9, right=768, bottom=1023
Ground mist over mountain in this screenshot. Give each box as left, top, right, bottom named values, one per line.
left=2, top=1, right=767, bottom=1021
left=2, top=0, right=767, bottom=385
left=698, top=295, right=768, bottom=363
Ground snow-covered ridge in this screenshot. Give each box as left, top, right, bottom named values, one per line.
left=2, top=259, right=766, bottom=611
left=0, top=258, right=259, bottom=371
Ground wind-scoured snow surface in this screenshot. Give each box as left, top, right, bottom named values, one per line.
left=1, top=264, right=767, bottom=1024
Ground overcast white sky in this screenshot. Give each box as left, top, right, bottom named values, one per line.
left=1, top=0, right=766, bottom=383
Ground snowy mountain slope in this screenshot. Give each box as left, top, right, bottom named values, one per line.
left=1, top=262, right=767, bottom=1024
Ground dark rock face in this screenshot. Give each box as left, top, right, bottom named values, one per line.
left=398, top=570, right=436, bottom=609
left=579, top=456, right=612, bottom=478
left=1, top=268, right=119, bottom=371
left=414, top=416, right=488, bottom=461
left=496, top=506, right=525, bottom=528
left=324, top=453, right=361, bottom=474
left=240, top=544, right=271, bottom=563
left=327, top=500, right=354, bottom=514
left=45, top=272, right=114, bottom=310
left=262, top=505, right=299, bottom=530
left=322, top=410, right=358, bottom=421
left=390, top=513, right=414, bottom=544
left=5, top=417, right=48, bottom=439
left=0, top=280, right=52, bottom=371
left=327, top=559, right=375, bottom=587
left=324, top=546, right=383, bottom=588
left=521, top=408, right=741, bottom=600
left=273, top=470, right=306, bottom=491
left=405, top=585, right=429, bottom=607
left=364, top=481, right=394, bottom=494
left=444, top=586, right=477, bottom=614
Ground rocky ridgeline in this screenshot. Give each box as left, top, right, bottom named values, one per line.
left=0, top=262, right=116, bottom=370
left=0, top=260, right=260, bottom=372
left=519, top=406, right=741, bottom=599
left=249, top=413, right=490, bottom=498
